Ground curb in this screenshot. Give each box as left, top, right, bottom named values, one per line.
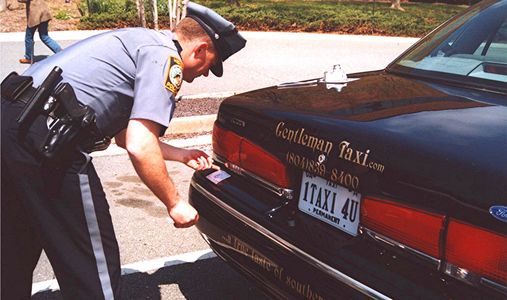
left=0, top=30, right=111, bottom=42
left=176, top=91, right=236, bottom=100
left=165, top=114, right=216, bottom=135
left=91, top=133, right=213, bottom=157
left=91, top=114, right=215, bottom=157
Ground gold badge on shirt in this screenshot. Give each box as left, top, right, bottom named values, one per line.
left=164, top=56, right=183, bottom=95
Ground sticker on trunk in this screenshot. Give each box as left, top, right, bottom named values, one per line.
left=206, top=170, right=231, bottom=184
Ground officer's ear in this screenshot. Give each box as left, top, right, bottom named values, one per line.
left=193, top=42, right=209, bottom=59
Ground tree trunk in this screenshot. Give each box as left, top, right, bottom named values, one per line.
left=152, top=0, right=158, bottom=30
left=168, top=0, right=188, bottom=30
left=0, top=0, right=7, bottom=12
left=180, top=0, right=188, bottom=19
left=175, top=0, right=181, bottom=27
left=168, top=0, right=176, bottom=30
left=136, top=0, right=147, bottom=27
left=390, top=0, right=405, bottom=12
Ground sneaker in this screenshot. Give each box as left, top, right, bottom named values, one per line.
left=19, top=58, right=31, bottom=64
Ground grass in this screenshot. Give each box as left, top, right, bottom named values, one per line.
left=78, top=0, right=467, bottom=37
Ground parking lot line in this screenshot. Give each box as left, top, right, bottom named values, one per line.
left=31, top=249, right=217, bottom=295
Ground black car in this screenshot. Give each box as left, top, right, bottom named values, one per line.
left=189, top=1, right=507, bottom=299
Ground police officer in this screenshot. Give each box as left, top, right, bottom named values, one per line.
left=1, top=2, right=246, bottom=299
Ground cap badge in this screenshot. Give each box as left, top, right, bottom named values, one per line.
left=164, top=56, right=183, bottom=95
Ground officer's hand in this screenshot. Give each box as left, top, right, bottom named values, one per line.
left=168, top=201, right=199, bottom=228
left=184, top=149, right=220, bottom=171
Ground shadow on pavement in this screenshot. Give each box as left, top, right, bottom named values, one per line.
left=32, top=55, right=50, bottom=63
left=32, top=257, right=269, bottom=300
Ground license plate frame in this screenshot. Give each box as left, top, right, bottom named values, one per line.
left=298, top=172, right=361, bottom=236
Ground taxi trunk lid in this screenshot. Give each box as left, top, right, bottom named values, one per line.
left=216, top=71, right=507, bottom=230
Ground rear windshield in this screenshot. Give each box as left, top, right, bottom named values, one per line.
left=390, top=0, right=507, bottom=89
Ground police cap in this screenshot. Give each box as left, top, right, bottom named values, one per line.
left=186, top=2, right=246, bottom=77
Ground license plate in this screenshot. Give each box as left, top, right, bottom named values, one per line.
left=298, top=172, right=361, bottom=236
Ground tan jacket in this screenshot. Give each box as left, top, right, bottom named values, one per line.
left=25, top=0, right=52, bottom=28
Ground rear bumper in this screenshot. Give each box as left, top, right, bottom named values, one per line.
left=189, top=170, right=501, bottom=300
left=191, top=180, right=387, bottom=300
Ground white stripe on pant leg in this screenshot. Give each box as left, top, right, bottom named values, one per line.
left=79, top=173, right=114, bottom=300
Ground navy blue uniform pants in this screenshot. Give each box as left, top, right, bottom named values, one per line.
left=1, top=99, right=121, bottom=299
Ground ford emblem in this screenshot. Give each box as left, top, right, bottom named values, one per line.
left=489, top=206, right=507, bottom=223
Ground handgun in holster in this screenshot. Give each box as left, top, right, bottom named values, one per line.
left=16, top=66, right=63, bottom=126
left=41, top=82, right=103, bottom=159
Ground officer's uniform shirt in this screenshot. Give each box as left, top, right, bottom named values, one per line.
left=24, top=28, right=184, bottom=138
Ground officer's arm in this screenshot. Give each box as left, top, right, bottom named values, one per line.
left=115, top=129, right=127, bottom=148
left=123, top=118, right=199, bottom=228
left=116, top=128, right=218, bottom=170
left=158, top=142, right=219, bottom=171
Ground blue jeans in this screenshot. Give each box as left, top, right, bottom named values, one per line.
left=24, top=21, right=62, bottom=60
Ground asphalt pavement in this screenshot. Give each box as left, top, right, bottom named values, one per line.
left=0, top=30, right=418, bottom=299
left=0, top=30, right=418, bottom=97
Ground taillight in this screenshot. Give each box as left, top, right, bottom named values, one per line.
left=362, top=198, right=507, bottom=291
left=212, top=122, right=292, bottom=189
left=361, top=197, right=444, bottom=257
left=445, top=219, right=507, bottom=285
left=213, top=121, right=241, bottom=165
left=240, top=139, right=291, bottom=187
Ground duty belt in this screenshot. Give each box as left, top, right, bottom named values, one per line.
left=1, top=67, right=111, bottom=159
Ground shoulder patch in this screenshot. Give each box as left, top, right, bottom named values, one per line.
left=164, top=56, right=183, bottom=95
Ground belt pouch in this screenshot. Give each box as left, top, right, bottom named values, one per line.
left=1, top=72, right=34, bottom=101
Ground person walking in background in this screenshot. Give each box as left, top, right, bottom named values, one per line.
left=19, top=0, right=62, bottom=64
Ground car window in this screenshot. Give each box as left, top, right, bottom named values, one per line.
left=394, top=0, right=507, bottom=85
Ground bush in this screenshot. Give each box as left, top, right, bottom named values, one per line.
left=54, top=10, right=72, bottom=20
left=78, top=0, right=467, bottom=37
left=79, top=10, right=138, bottom=29
left=80, top=0, right=131, bottom=15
